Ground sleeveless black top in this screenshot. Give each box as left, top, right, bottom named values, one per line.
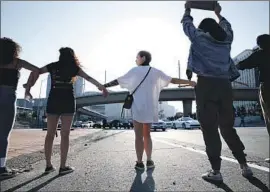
left=47, top=62, right=79, bottom=96
left=0, top=68, right=20, bottom=89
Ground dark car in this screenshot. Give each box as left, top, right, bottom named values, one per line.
left=108, top=119, right=131, bottom=129
left=120, top=119, right=131, bottom=129
left=93, top=121, right=102, bottom=128
left=109, top=120, right=121, bottom=129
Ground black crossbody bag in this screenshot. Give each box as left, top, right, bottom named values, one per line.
left=121, top=67, right=151, bottom=117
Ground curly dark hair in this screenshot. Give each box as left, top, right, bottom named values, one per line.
left=0, top=37, right=22, bottom=66
left=58, top=47, right=81, bottom=78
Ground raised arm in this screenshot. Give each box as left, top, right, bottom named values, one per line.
left=215, top=4, right=233, bottom=43
left=181, top=2, right=199, bottom=42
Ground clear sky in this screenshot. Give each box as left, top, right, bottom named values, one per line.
left=1, top=1, right=269, bottom=112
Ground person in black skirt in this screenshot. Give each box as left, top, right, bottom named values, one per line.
left=25, top=47, right=108, bottom=175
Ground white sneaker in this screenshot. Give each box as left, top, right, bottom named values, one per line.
left=202, top=170, right=223, bottom=182
left=241, top=165, right=253, bottom=178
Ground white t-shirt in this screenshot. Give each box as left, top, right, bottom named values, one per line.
left=117, top=66, right=172, bottom=123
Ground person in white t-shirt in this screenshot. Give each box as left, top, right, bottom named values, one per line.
left=104, top=50, right=196, bottom=170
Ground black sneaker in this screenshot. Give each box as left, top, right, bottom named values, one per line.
left=59, top=166, right=74, bottom=175
left=135, top=162, right=145, bottom=171
left=44, top=166, right=56, bottom=174
left=146, top=160, right=155, bottom=169
left=0, top=167, right=17, bottom=180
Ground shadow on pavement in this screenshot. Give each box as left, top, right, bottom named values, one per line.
left=27, top=174, right=62, bottom=192
left=3, top=173, right=47, bottom=192
left=130, top=168, right=155, bottom=192
left=203, top=180, right=234, bottom=192
left=247, top=176, right=270, bottom=192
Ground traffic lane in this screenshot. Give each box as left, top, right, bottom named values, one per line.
left=2, top=131, right=269, bottom=192
left=151, top=128, right=269, bottom=165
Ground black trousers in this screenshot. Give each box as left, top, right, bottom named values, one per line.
left=195, top=76, right=247, bottom=170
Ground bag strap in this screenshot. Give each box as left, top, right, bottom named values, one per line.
left=131, top=67, right=151, bottom=95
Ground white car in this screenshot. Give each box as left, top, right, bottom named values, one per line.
left=81, top=121, right=94, bottom=128
left=151, top=120, right=167, bottom=131
left=173, top=117, right=200, bottom=129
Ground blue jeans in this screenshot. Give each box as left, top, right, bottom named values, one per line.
left=0, top=86, right=16, bottom=159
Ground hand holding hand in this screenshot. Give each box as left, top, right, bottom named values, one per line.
left=25, top=90, right=33, bottom=101
left=102, top=88, right=109, bottom=97
left=188, top=80, right=197, bottom=87
left=98, top=85, right=109, bottom=97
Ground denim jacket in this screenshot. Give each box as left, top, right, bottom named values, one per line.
left=182, top=13, right=240, bottom=81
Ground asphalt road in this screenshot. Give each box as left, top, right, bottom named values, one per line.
left=1, top=127, right=269, bottom=192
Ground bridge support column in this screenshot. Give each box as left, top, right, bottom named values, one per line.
left=74, top=112, right=80, bottom=121
left=183, top=100, right=192, bottom=117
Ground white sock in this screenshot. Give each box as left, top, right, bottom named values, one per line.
left=0, top=158, right=6, bottom=168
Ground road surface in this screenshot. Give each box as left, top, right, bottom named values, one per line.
left=1, top=127, right=269, bottom=191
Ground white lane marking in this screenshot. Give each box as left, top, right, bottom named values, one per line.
left=153, top=138, right=269, bottom=173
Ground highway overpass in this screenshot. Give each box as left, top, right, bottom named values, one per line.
left=77, top=107, right=107, bottom=119
left=76, top=87, right=259, bottom=116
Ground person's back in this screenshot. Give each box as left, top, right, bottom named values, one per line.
left=182, top=6, right=238, bottom=80
left=181, top=2, right=253, bottom=182
left=47, top=61, right=77, bottom=100
left=189, top=30, right=233, bottom=78
left=119, top=65, right=171, bottom=123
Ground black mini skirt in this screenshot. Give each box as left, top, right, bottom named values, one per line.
left=46, top=89, right=75, bottom=115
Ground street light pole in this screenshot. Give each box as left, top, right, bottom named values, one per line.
left=105, top=70, right=107, bottom=84
left=178, top=60, right=181, bottom=88
left=37, top=79, right=45, bottom=127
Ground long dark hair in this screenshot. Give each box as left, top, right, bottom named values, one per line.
left=0, top=37, right=21, bottom=66
left=138, top=50, right=152, bottom=66
left=198, top=18, right=227, bottom=42
left=57, top=47, right=80, bottom=81
left=257, top=34, right=270, bottom=51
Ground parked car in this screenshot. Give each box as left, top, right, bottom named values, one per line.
left=93, top=121, right=103, bottom=128
left=73, top=121, right=83, bottom=128
left=151, top=120, right=166, bottom=131
left=128, top=120, right=134, bottom=128
left=173, top=117, right=200, bottom=129
left=120, top=119, right=132, bottom=129
left=109, top=120, right=121, bottom=128
left=81, top=121, right=94, bottom=128
left=164, top=120, right=173, bottom=128
left=107, top=119, right=132, bottom=129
